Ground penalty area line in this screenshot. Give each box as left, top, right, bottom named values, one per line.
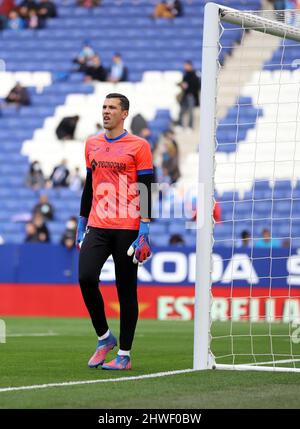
left=0, top=369, right=195, bottom=393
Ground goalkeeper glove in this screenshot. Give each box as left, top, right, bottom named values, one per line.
left=127, top=220, right=151, bottom=266
left=76, top=216, right=88, bottom=250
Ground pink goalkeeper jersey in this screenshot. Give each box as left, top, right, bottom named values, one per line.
left=85, top=130, right=153, bottom=230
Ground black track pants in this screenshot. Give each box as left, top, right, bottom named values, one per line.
left=78, top=227, right=139, bottom=351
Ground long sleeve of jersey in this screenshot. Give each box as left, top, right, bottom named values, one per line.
left=80, top=169, right=93, bottom=218
left=137, top=172, right=153, bottom=220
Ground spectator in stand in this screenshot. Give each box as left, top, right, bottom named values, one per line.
left=27, top=8, right=40, bottom=29
left=60, top=216, right=77, bottom=249
left=49, top=159, right=70, bottom=188
left=130, top=113, right=157, bottom=150
left=18, top=0, right=38, bottom=22
left=55, top=115, right=79, bottom=140
left=73, top=40, right=95, bottom=73
left=176, top=60, right=201, bottom=130
left=32, top=212, right=50, bottom=242
left=168, top=0, right=183, bottom=17
left=268, top=0, right=286, bottom=21
left=37, top=0, right=57, bottom=18
left=69, top=167, right=84, bottom=192
left=152, top=1, right=174, bottom=18
left=160, top=129, right=180, bottom=183
left=32, top=193, right=54, bottom=221
left=77, top=0, right=102, bottom=6
left=94, top=122, right=103, bottom=134
left=24, top=221, right=39, bottom=242
left=140, top=127, right=157, bottom=151
left=5, top=82, right=30, bottom=107
left=169, top=233, right=185, bottom=246
left=0, top=0, right=15, bottom=30
left=164, top=129, right=178, bottom=149
left=238, top=230, right=252, bottom=248
left=155, top=165, right=172, bottom=186
left=162, top=136, right=180, bottom=183
left=282, top=237, right=291, bottom=248
left=107, top=53, right=128, bottom=83
left=6, top=9, right=25, bottom=30
left=130, top=113, right=148, bottom=136
left=84, top=55, right=107, bottom=82
left=255, top=228, right=281, bottom=248
left=26, top=160, right=45, bottom=189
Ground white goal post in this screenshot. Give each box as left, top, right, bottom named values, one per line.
left=194, top=2, right=300, bottom=372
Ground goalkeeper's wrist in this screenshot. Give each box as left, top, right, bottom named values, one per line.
left=78, top=216, right=88, bottom=229
left=139, top=219, right=150, bottom=235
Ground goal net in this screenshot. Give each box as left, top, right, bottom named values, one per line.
left=194, top=3, right=300, bottom=372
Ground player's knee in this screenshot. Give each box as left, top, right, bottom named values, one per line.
left=79, top=271, right=98, bottom=288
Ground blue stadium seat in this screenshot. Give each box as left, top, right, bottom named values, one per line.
left=0, top=222, right=24, bottom=234
left=254, top=180, right=271, bottom=191
left=151, top=234, right=169, bottom=247
left=149, top=223, right=167, bottom=235
left=214, top=223, right=234, bottom=241
left=48, top=222, right=66, bottom=236
left=292, top=201, right=300, bottom=218
left=273, top=200, right=292, bottom=219
left=291, top=238, right=300, bottom=248
left=184, top=235, right=196, bottom=247
left=168, top=222, right=188, bottom=236
left=2, top=233, right=24, bottom=244
left=291, top=220, right=300, bottom=237
left=0, top=176, right=26, bottom=187
left=19, top=106, right=55, bottom=117
left=234, top=201, right=253, bottom=219
left=253, top=200, right=272, bottom=219
left=0, top=164, right=29, bottom=176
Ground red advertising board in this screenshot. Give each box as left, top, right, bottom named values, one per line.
left=0, top=284, right=299, bottom=322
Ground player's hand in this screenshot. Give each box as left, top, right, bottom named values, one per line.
left=127, top=221, right=151, bottom=266
left=76, top=216, right=88, bottom=250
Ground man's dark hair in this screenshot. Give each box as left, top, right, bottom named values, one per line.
left=241, top=230, right=250, bottom=239
left=106, top=93, right=129, bottom=111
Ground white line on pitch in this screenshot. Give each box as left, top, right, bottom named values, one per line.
left=243, top=358, right=300, bottom=366
left=6, top=332, right=59, bottom=337
left=0, top=369, right=195, bottom=393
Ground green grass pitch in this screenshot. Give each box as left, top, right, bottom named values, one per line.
left=0, top=317, right=299, bottom=409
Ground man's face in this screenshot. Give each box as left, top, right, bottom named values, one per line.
left=102, top=98, right=128, bottom=130
left=184, top=62, right=192, bottom=72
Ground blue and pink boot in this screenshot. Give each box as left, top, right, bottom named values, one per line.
left=88, top=333, right=117, bottom=368
left=102, top=354, right=131, bottom=370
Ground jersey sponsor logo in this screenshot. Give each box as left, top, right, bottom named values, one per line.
left=91, top=158, right=126, bottom=172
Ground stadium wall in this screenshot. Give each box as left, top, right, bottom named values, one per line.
left=0, top=245, right=299, bottom=321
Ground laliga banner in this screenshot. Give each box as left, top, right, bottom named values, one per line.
left=100, top=246, right=300, bottom=288
left=0, top=245, right=300, bottom=320
left=97, top=246, right=300, bottom=322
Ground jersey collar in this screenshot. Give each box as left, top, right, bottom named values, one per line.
left=104, top=130, right=128, bottom=143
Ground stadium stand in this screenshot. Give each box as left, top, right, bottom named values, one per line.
left=0, top=0, right=267, bottom=246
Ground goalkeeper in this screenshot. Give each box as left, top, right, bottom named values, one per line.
left=77, top=93, right=153, bottom=370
